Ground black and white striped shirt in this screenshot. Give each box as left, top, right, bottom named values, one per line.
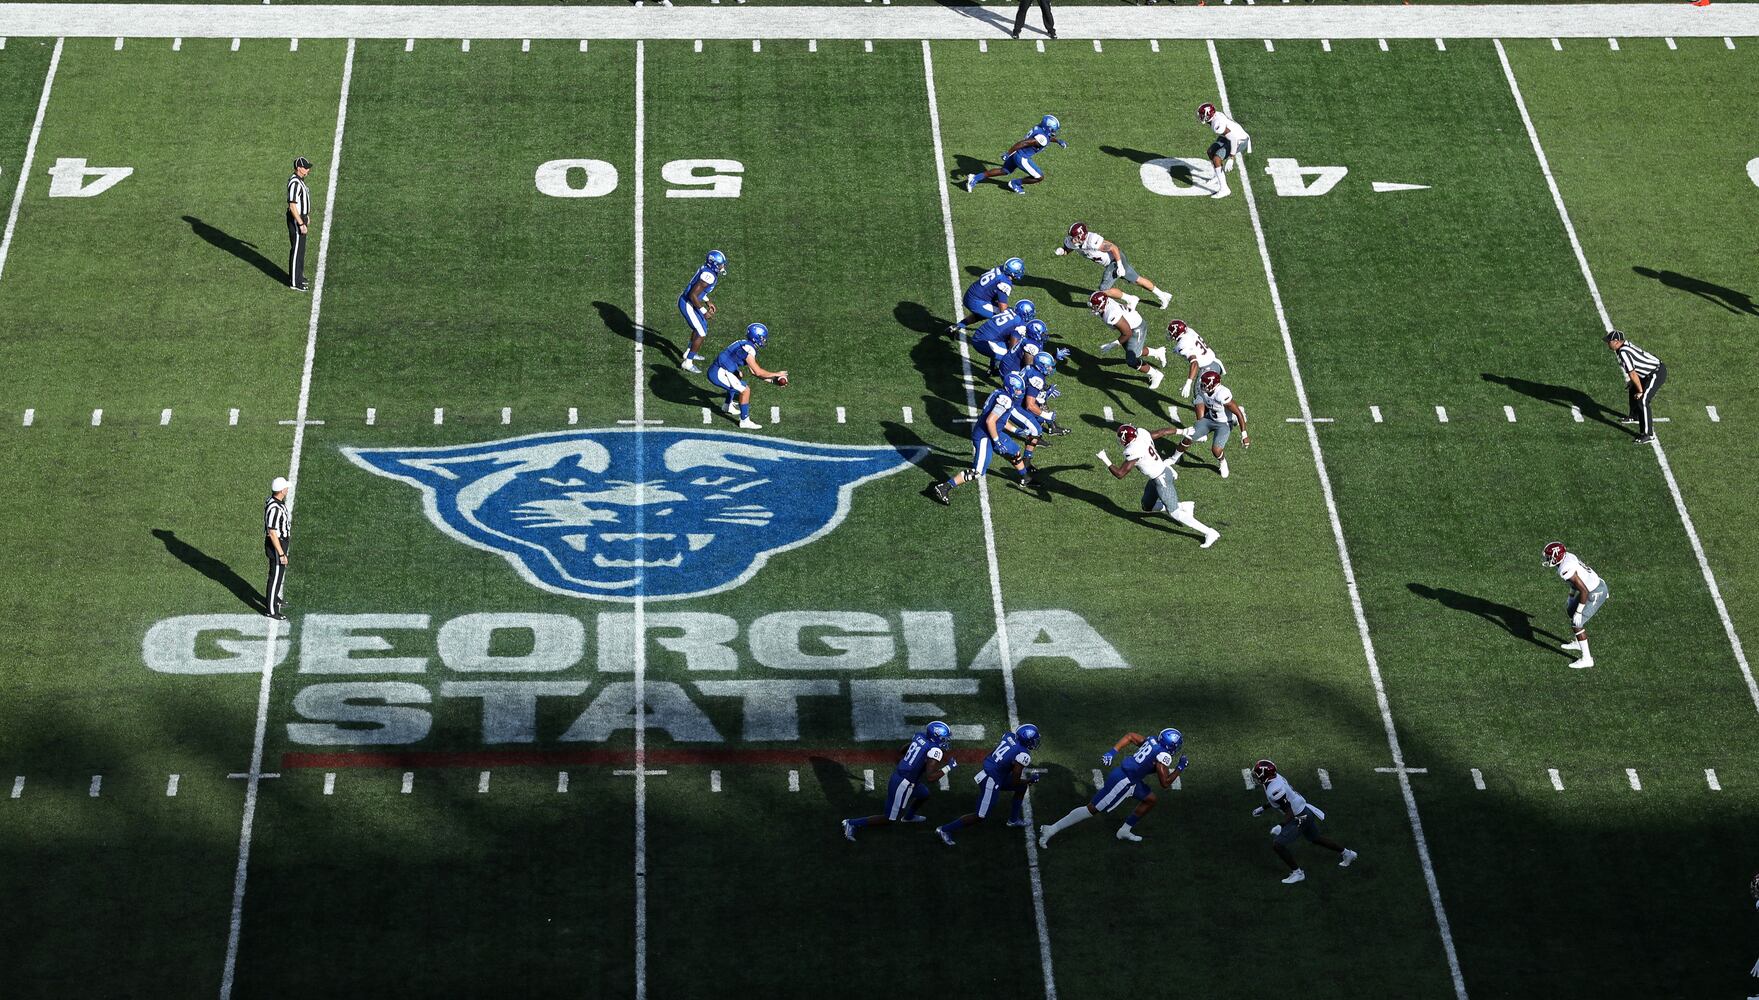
left=1615, top=341, right=1661, bottom=378
left=286, top=174, right=310, bottom=221
left=264, top=495, right=290, bottom=547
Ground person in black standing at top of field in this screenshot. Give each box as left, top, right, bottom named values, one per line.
left=1011, top=0, right=1055, bottom=40
left=286, top=156, right=312, bottom=292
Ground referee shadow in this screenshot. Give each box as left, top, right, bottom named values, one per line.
left=1480, top=372, right=1625, bottom=432
left=182, top=216, right=286, bottom=285
left=1407, top=582, right=1569, bottom=656
left=152, top=529, right=264, bottom=612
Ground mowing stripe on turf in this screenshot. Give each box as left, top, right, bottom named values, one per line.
left=0, top=36, right=60, bottom=288
left=220, top=37, right=356, bottom=1000
left=1208, top=39, right=1468, bottom=1000
left=1495, top=39, right=1759, bottom=717
left=922, top=39, right=1056, bottom=1000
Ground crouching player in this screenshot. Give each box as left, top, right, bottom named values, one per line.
left=843, top=721, right=957, bottom=841
left=937, top=723, right=1042, bottom=846
left=1172, top=370, right=1250, bottom=479
left=1038, top=728, right=1188, bottom=847
left=948, top=257, right=1026, bottom=336
left=707, top=323, right=787, bottom=430
left=1091, top=291, right=1167, bottom=391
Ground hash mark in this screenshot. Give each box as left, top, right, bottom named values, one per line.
left=1608, top=38, right=1619, bottom=51
left=231, top=38, right=241, bottom=52
left=902, top=406, right=914, bottom=424
left=404, top=38, right=413, bottom=52
left=10, top=776, right=22, bottom=798
left=979, top=39, right=988, bottom=52
left=1435, top=38, right=1446, bottom=51
left=324, top=772, right=335, bottom=795
left=701, top=407, right=712, bottom=424
left=22, top=409, right=33, bottom=427
left=1665, top=37, right=1676, bottom=50
left=710, top=770, right=721, bottom=793
left=1093, top=769, right=1105, bottom=789
left=787, top=769, right=799, bottom=792
left=433, top=407, right=443, bottom=425
left=752, top=40, right=760, bottom=53
left=167, top=774, right=180, bottom=797
left=477, top=770, right=491, bottom=794
left=836, top=406, right=846, bottom=424
left=865, top=40, right=873, bottom=53
left=1707, top=405, right=1720, bottom=423
left=770, top=405, right=780, bottom=424
left=521, top=39, right=529, bottom=52
left=366, top=407, right=376, bottom=425
left=91, top=408, right=103, bottom=427
left=1036, top=40, right=1044, bottom=53
left=1470, top=768, right=1485, bottom=790
left=694, top=39, right=702, bottom=53
left=1370, top=405, right=1383, bottom=423
left=1726, top=37, right=1736, bottom=50
left=1625, top=768, right=1641, bottom=791
left=461, top=39, right=470, bottom=52
left=568, top=407, right=578, bottom=425
left=1378, top=38, right=1388, bottom=52
left=89, top=775, right=102, bottom=797
left=114, top=36, right=123, bottom=50
left=557, top=771, right=569, bottom=793
left=1435, top=406, right=1448, bottom=424
left=1103, top=406, right=1114, bottom=422
left=1321, top=39, right=1331, bottom=52
left=161, top=408, right=172, bottom=426
left=1263, top=39, right=1274, bottom=52
left=401, top=771, right=414, bottom=794
left=579, top=40, right=588, bottom=52
left=1504, top=405, right=1517, bottom=423
left=1705, top=768, right=1720, bottom=791
left=173, top=37, right=182, bottom=50
left=809, top=39, right=817, bottom=52
left=1241, top=768, right=1254, bottom=790
left=1092, top=39, right=1102, bottom=53
left=1317, top=768, right=1331, bottom=790
left=290, top=38, right=298, bottom=51
left=1551, top=38, right=1561, bottom=51
left=501, top=406, right=511, bottom=425
left=1548, top=768, right=1563, bottom=791
left=229, top=408, right=240, bottom=426
left=1151, top=40, right=1160, bottom=53
left=863, top=769, right=874, bottom=791
left=1570, top=405, right=1583, bottom=423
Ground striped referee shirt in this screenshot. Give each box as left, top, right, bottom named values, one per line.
left=1615, top=341, right=1661, bottom=378
left=264, top=494, right=290, bottom=548
left=286, top=174, right=310, bottom=221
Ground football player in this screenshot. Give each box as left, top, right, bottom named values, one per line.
left=1054, top=222, right=1173, bottom=309
left=1541, top=542, right=1609, bottom=670
left=963, top=114, right=1067, bottom=196
left=1037, top=728, right=1188, bottom=846
left=948, top=257, right=1026, bottom=335
left=936, top=723, right=1043, bottom=846
left=931, top=373, right=1040, bottom=504
left=1249, top=759, right=1357, bottom=884
left=843, top=721, right=958, bottom=840
left=1104, top=424, right=1219, bottom=547
left=1166, top=319, right=1225, bottom=399
left=1172, top=370, right=1250, bottom=479
left=1020, top=350, right=1071, bottom=438
left=1091, top=291, right=1167, bottom=391
left=969, top=299, right=1038, bottom=372
left=997, top=319, right=1049, bottom=382
left=1196, top=102, right=1252, bottom=199
left=707, top=323, right=787, bottom=431
left=678, top=250, right=727, bottom=374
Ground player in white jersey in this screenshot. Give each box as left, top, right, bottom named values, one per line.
left=1541, top=542, right=1609, bottom=669
left=1101, top=424, right=1219, bottom=547
left=1173, top=370, right=1249, bottom=478
left=1249, top=759, right=1357, bottom=884
left=1054, top=222, right=1173, bottom=309
left=1090, top=291, right=1167, bottom=392
left=1196, top=102, right=1252, bottom=199
left=1165, top=319, right=1225, bottom=399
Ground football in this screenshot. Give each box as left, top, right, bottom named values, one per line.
left=775, top=373, right=789, bottom=387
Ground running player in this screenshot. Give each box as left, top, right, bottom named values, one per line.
left=1055, top=222, right=1173, bottom=309
left=964, top=115, right=1067, bottom=196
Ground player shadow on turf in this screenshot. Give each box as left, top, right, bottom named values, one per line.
left=897, top=301, right=998, bottom=437
left=1062, top=345, right=1167, bottom=418
left=1631, top=266, right=1759, bottom=317
left=152, top=528, right=264, bottom=612
left=1479, top=373, right=1626, bottom=433
left=1406, top=583, right=1570, bottom=656
left=1097, top=145, right=1164, bottom=167
left=932, top=0, right=1016, bottom=34
left=593, top=300, right=677, bottom=361
left=951, top=153, right=993, bottom=185
left=182, top=216, right=287, bottom=286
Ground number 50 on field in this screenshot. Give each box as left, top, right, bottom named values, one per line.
left=536, top=158, right=745, bottom=199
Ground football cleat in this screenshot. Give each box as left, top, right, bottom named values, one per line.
left=930, top=481, right=952, bottom=506
left=1068, top=221, right=1088, bottom=244
left=1116, top=825, right=1143, bottom=842
left=1014, top=299, right=1037, bottom=322
left=1251, top=759, right=1278, bottom=785
left=1006, top=817, right=1030, bottom=828
left=1201, top=529, right=1220, bottom=549
left=1282, top=869, right=1307, bottom=885
left=963, top=173, right=980, bottom=193
left=925, top=720, right=953, bottom=744
left=1122, top=293, right=1142, bottom=311
left=745, top=322, right=769, bottom=347
left=1088, top=290, right=1110, bottom=315
left=1199, top=369, right=1222, bottom=393
left=1117, top=424, right=1140, bottom=447
left=705, top=249, right=728, bottom=274
left=738, top=418, right=763, bottom=430
left=842, top=819, right=858, bottom=842
left=1008, top=179, right=1026, bottom=195
left=1147, top=368, right=1165, bottom=391
left=1003, top=257, right=1026, bottom=281
left=1158, top=728, right=1184, bottom=754
left=1542, top=541, right=1566, bottom=567
left=937, top=828, right=957, bottom=847
left=1017, top=723, right=1042, bottom=749
left=681, top=358, right=701, bottom=373
left=1570, top=655, right=1594, bottom=670
left=1156, top=289, right=1173, bottom=309
left=1167, top=319, right=1189, bottom=340
left=1198, top=102, right=1218, bottom=125
left=1560, top=640, right=1581, bottom=651
left=1147, top=346, right=1168, bottom=367
left=1340, top=849, right=1359, bottom=868
left=1045, top=420, right=1071, bottom=437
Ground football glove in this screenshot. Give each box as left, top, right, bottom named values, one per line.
left=1252, top=806, right=1267, bottom=817
left=1054, top=347, right=1072, bottom=362
left=1175, top=756, right=1189, bottom=770
left=1100, top=750, right=1116, bottom=767
left=1046, top=386, right=1062, bottom=399
left=1055, top=138, right=1069, bottom=148
left=1179, top=379, right=1193, bottom=398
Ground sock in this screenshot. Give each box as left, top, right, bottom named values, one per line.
left=939, top=817, right=971, bottom=834
left=1021, top=450, right=1035, bottom=471
left=943, top=478, right=959, bottom=492
left=1046, top=806, right=1091, bottom=836
left=848, top=817, right=869, bottom=830
left=1578, top=640, right=1591, bottom=657
left=1172, top=450, right=1184, bottom=465
left=903, top=789, right=930, bottom=819
left=739, top=403, right=750, bottom=420
left=1123, top=813, right=1142, bottom=827
left=1173, top=507, right=1215, bottom=537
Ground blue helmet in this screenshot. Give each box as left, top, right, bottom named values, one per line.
left=1013, top=299, right=1036, bottom=322
left=925, top=720, right=952, bottom=745
left=1158, top=728, right=1184, bottom=754
left=1004, top=371, right=1027, bottom=398
left=1032, top=351, right=1056, bottom=375
left=706, top=249, right=727, bottom=274
left=1041, top=114, right=1060, bottom=133
left=1002, top=257, right=1026, bottom=281
left=1016, top=723, right=1041, bottom=749
left=745, top=322, right=768, bottom=347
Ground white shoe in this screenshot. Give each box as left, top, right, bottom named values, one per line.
left=739, top=418, right=762, bottom=430
left=1571, top=656, right=1594, bottom=670
left=1339, top=849, right=1358, bottom=867
left=1097, top=339, right=1118, bottom=353
left=1037, top=829, right=1053, bottom=849
left=1116, top=825, right=1143, bottom=842
left=1201, top=529, right=1220, bottom=549
left=1210, top=185, right=1230, bottom=200
left=1560, top=640, right=1581, bottom=651
left=724, top=402, right=739, bottom=415
left=937, top=828, right=956, bottom=846
left=1146, top=368, right=1165, bottom=391
left=1219, top=458, right=1230, bottom=479
left=1123, top=293, right=1141, bottom=310
left=1282, top=868, right=1306, bottom=884
left=1006, top=817, right=1029, bottom=828
left=1269, top=825, right=1282, bottom=837
left=1146, top=346, right=1168, bottom=366
left=1156, top=289, right=1172, bottom=309
left=842, top=820, right=857, bottom=842
left=1192, top=434, right=1209, bottom=444
left=899, top=815, right=930, bottom=823
left=681, top=358, right=700, bottom=373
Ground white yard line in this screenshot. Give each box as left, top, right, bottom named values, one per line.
left=1208, top=39, right=1466, bottom=1000
left=921, top=39, right=1056, bottom=1000
left=631, top=39, right=651, bottom=1000
left=219, top=38, right=354, bottom=1000
left=1495, top=39, right=1759, bottom=716
left=3, top=5, right=1755, bottom=40
left=0, top=37, right=60, bottom=288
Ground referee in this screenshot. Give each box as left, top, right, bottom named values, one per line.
left=286, top=156, right=312, bottom=292
left=1606, top=329, right=1665, bottom=444
left=264, top=476, right=291, bottom=621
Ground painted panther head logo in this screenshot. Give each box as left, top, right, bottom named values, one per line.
left=344, top=429, right=925, bottom=601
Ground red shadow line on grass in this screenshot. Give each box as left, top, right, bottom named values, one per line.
left=281, top=748, right=990, bottom=770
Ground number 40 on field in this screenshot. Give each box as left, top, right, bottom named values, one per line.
left=536, top=159, right=744, bottom=199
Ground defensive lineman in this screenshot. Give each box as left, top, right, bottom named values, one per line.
left=1605, top=330, right=1666, bottom=444
left=936, top=724, right=1042, bottom=845
left=1103, top=425, right=1220, bottom=547
left=844, top=721, right=957, bottom=839
left=1173, top=370, right=1250, bottom=479
left=1055, top=223, right=1173, bottom=309
left=678, top=250, right=728, bottom=373
left=948, top=257, right=1026, bottom=335
left=1091, top=291, right=1167, bottom=391
left=1196, top=102, right=1252, bottom=199
left=1541, top=541, right=1608, bottom=669
left=1249, top=759, right=1357, bottom=884
left=263, top=476, right=291, bottom=620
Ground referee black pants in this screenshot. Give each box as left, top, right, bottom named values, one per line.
left=265, top=550, right=287, bottom=613
left=1013, top=0, right=1055, bottom=38
left=1629, top=363, right=1667, bottom=437
left=286, top=213, right=306, bottom=289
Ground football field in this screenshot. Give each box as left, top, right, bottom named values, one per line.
left=1, top=10, right=1758, bottom=998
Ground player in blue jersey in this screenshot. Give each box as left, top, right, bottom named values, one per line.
left=969, top=299, right=1037, bottom=372
left=930, top=374, right=1039, bottom=504
left=1037, top=728, right=1188, bottom=846
left=948, top=257, right=1027, bottom=335
left=678, top=250, right=727, bottom=373
left=936, top=724, right=1042, bottom=846
left=707, top=323, right=787, bottom=430
left=963, top=115, right=1067, bottom=196
left=996, top=319, right=1048, bottom=382
left=1020, top=350, right=1071, bottom=438
left=843, top=721, right=958, bottom=840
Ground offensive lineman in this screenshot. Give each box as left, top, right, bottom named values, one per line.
left=1055, top=223, right=1174, bottom=309
left=1196, top=102, right=1252, bottom=199
left=1091, top=291, right=1167, bottom=391
left=1541, top=541, right=1609, bottom=670
left=1102, top=424, right=1220, bottom=547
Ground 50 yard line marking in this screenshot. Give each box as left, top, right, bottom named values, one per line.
left=921, top=40, right=1057, bottom=1000
left=1206, top=40, right=1467, bottom=1000
left=219, top=38, right=355, bottom=1000
left=0, top=37, right=62, bottom=287
left=1494, top=39, right=1759, bottom=715
left=631, top=38, right=650, bottom=1000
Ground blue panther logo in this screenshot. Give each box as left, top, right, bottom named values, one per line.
left=343, top=429, right=926, bottom=602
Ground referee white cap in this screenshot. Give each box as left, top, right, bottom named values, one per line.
left=271, top=476, right=292, bottom=493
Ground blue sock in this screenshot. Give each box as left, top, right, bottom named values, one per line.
left=939, top=817, right=970, bottom=834
left=848, top=817, right=869, bottom=829
left=1124, top=813, right=1141, bottom=828
left=739, top=403, right=750, bottom=420
left=943, top=478, right=959, bottom=491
